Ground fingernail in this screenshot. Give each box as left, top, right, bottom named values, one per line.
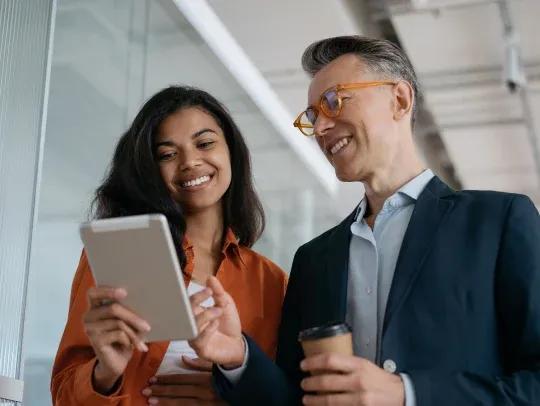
left=116, top=288, right=127, bottom=298
left=300, top=361, right=306, bottom=370
left=149, top=376, right=157, bottom=383
left=141, top=342, right=149, bottom=352
left=142, top=388, right=151, bottom=396
left=148, top=397, right=158, bottom=405
left=142, top=322, right=151, bottom=332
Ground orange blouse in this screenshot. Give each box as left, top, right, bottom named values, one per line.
left=51, top=229, right=287, bottom=405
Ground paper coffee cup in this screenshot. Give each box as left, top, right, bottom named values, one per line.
left=298, top=322, right=353, bottom=358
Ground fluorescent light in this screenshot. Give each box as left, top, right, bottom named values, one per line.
left=172, top=0, right=338, bottom=195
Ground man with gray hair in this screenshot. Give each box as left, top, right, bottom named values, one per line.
left=200, top=35, right=540, bottom=405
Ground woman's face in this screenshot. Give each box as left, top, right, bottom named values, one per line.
left=155, top=107, right=232, bottom=214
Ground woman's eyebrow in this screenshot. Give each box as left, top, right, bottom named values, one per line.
left=192, top=128, right=216, bottom=139
left=155, top=128, right=217, bottom=148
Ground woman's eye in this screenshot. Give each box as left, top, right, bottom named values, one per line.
left=198, top=141, right=215, bottom=149
left=158, top=152, right=176, bottom=161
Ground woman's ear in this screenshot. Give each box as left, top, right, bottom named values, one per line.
left=393, top=81, right=414, bottom=122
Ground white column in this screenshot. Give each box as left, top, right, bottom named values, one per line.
left=0, top=1, right=55, bottom=404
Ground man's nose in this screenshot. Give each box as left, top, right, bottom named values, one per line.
left=313, top=113, right=335, bottom=138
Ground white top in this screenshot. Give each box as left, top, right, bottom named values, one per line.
left=156, top=281, right=214, bottom=375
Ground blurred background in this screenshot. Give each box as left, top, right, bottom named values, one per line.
left=0, top=0, right=539, bottom=404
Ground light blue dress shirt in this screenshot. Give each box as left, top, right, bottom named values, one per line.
left=346, top=169, right=434, bottom=406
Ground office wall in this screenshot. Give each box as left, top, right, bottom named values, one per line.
left=0, top=1, right=55, bottom=404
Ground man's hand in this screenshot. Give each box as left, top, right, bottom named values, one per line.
left=188, top=276, right=245, bottom=369
left=300, top=353, right=405, bottom=405
left=142, top=358, right=226, bottom=405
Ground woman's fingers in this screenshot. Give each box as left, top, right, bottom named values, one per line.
left=194, top=306, right=222, bottom=331
left=181, top=356, right=213, bottom=371
left=94, top=330, right=131, bottom=351
left=150, top=373, right=212, bottom=385
left=84, top=301, right=151, bottom=334
left=87, top=286, right=127, bottom=308
left=147, top=383, right=217, bottom=399
left=190, top=288, right=212, bottom=309
left=85, top=319, right=148, bottom=352
left=206, top=277, right=230, bottom=308
left=148, top=398, right=223, bottom=406
left=189, top=320, right=219, bottom=358
left=83, top=296, right=150, bottom=353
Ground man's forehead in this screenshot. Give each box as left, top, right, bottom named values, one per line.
left=307, top=54, right=367, bottom=104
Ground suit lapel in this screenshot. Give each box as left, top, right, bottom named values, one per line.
left=382, top=177, right=454, bottom=334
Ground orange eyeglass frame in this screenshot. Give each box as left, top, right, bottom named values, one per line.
left=293, top=80, right=397, bottom=136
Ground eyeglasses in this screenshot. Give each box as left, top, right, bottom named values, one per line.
left=293, top=81, right=396, bottom=136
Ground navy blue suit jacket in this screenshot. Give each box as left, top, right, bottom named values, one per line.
left=214, top=177, right=540, bottom=405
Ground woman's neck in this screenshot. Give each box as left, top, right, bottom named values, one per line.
left=184, top=204, right=224, bottom=257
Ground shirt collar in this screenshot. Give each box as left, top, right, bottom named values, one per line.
left=354, top=169, right=434, bottom=220
left=221, top=228, right=240, bottom=254
left=398, top=169, right=434, bottom=201
left=182, top=227, right=239, bottom=254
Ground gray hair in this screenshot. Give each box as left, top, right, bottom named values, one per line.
left=302, top=35, right=421, bottom=127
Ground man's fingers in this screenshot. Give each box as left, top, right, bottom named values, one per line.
left=303, top=393, right=354, bottom=405
left=87, top=286, right=126, bottom=307
left=300, top=353, right=363, bottom=374
left=182, top=356, right=213, bottom=371
left=301, top=373, right=354, bottom=393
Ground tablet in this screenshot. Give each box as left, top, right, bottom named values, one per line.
left=79, top=214, right=198, bottom=342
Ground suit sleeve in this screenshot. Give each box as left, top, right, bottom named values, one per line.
left=213, top=247, right=307, bottom=405
left=407, top=195, right=540, bottom=405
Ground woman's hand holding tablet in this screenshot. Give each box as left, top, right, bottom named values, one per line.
left=83, top=286, right=151, bottom=394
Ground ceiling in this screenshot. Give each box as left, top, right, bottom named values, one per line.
left=204, top=0, right=540, bottom=207
left=40, top=0, right=346, bottom=222
left=389, top=0, right=540, bottom=204
left=39, top=0, right=539, bottom=236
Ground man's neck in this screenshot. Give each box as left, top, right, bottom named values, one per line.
left=363, top=157, right=425, bottom=221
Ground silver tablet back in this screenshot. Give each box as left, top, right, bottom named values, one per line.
left=80, top=214, right=198, bottom=342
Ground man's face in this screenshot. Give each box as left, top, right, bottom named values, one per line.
left=308, top=54, right=399, bottom=182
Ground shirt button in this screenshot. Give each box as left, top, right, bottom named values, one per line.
left=366, top=287, right=372, bottom=295
left=383, top=359, right=397, bottom=373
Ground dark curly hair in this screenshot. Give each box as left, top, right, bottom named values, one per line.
left=92, top=86, right=265, bottom=266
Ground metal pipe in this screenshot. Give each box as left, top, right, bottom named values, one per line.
left=372, top=0, right=522, bottom=20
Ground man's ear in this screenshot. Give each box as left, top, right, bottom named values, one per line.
left=393, top=81, right=414, bottom=122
